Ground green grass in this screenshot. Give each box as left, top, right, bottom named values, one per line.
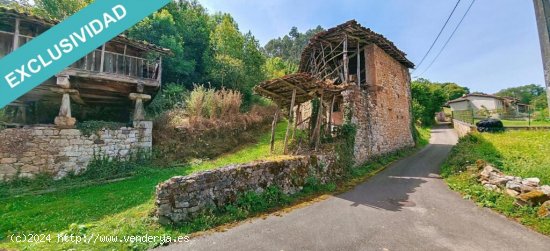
left=473, top=119, right=550, bottom=127
left=0, top=122, right=287, bottom=250
left=442, top=130, right=550, bottom=235
left=0, top=124, right=430, bottom=250
left=415, top=126, right=431, bottom=147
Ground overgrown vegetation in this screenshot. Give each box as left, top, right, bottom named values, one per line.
left=76, top=120, right=127, bottom=136
left=153, top=86, right=277, bottom=163
left=442, top=131, right=550, bottom=235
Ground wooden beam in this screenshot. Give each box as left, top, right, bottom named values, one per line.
left=283, top=89, right=297, bottom=154
left=12, top=18, right=20, bottom=51
left=327, top=95, right=336, bottom=135
left=343, top=36, right=349, bottom=83
left=255, top=86, right=289, bottom=103
left=314, top=91, right=324, bottom=151
left=357, top=40, right=361, bottom=86
left=270, top=108, right=280, bottom=154
left=279, top=79, right=313, bottom=99
left=364, top=47, right=371, bottom=86
left=292, top=103, right=301, bottom=141
left=100, top=44, right=106, bottom=73
left=158, top=56, right=163, bottom=84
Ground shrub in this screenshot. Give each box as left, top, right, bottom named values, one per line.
left=153, top=104, right=277, bottom=163
left=186, top=85, right=242, bottom=119
left=147, top=83, right=188, bottom=117
left=78, top=150, right=150, bottom=180
left=76, top=121, right=127, bottom=136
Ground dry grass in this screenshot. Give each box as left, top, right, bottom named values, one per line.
left=186, top=85, right=243, bottom=120
left=153, top=86, right=277, bottom=162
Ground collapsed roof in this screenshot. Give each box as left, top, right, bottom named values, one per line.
left=256, top=20, right=413, bottom=107
left=299, top=20, right=414, bottom=71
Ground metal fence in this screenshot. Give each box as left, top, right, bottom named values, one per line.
left=451, top=109, right=474, bottom=125
left=452, top=108, right=550, bottom=127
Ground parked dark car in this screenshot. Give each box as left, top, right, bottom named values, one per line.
left=476, top=119, right=504, bottom=133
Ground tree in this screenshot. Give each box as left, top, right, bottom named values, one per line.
left=207, top=15, right=245, bottom=89
left=206, top=15, right=266, bottom=105
left=531, top=94, right=548, bottom=111
left=495, top=84, right=545, bottom=104
left=263, top=25, right=324, bottom=65
left=34, top=0, right=92, bottom=19
left=264, top=57, right=297, bottom=79
left=411, top=78, right=466, bottom=126
left=441, top=82, right=469, bottom=100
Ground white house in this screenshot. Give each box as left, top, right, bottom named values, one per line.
left=447, top=93, right=529, bottom=115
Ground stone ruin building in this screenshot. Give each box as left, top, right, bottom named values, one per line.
left=255, top=20, right=416, bottom=164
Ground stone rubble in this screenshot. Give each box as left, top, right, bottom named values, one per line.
left=477, top=162, right=550, bottom=216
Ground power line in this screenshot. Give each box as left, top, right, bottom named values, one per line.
left=412, top=0, right=462, bottom=73
left=417, top=0, right=476, bottom=77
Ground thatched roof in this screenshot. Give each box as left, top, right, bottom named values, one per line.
left=0, top=6, right=171, bottom=55
left=299, top=20, right=414, bottom=70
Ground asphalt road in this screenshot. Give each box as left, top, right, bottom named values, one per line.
left=159, top=126, right=550, bottom=251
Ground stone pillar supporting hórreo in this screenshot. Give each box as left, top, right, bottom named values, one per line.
left=129, top=93, right=151, bottom=121
left=52, top=75, right=77, bottom=127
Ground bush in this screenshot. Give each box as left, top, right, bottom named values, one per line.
left=186, top=85, right=242, bottom=119
left=147, top=83, right=188, bottom=117
left=77, top=148, right=151, bottom=180
left=76, top=121, right=127, bottom=136
left=153, top=103, right=277, bottom=163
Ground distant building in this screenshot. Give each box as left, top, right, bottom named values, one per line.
left=447, top=93, right=529, bottom=114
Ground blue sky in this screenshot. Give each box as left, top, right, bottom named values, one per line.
left=199, top=0, right=544, bottom=94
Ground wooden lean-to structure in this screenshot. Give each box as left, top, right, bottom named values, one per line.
left=254, top=20, right=414, bottom=154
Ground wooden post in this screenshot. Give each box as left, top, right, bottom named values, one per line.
left=327, top=95, right=336, bottom=135
left=364, top=48, right=370, bottom=86
left=100, top=44, right=106, bottom=72
left=270, top=108, right=280, bottom=154
left=357, top=40, right=361, bottom=86
left=292, top=103, right=301, bottom=141
left=343, top=36, right=349, bottom=83
left=91, top=49, right=96, bottom=71
left=283, top=89, right=297, bottom=154
left=159, top=56, right=163, bottom=83
left=314, top=92, right=324, bottom=151
left=12, top=18, right=20, bottom=52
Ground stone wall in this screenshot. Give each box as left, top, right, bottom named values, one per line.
left=0, top=121, right=152, bottom=180
left=344, top=44, right=414, bottom=164
left=453, top=119, right=476, bottom=137
left=155, top=155, right=340, bottom=224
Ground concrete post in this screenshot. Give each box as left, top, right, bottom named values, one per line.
left=533, top=0, right=550, bottom=115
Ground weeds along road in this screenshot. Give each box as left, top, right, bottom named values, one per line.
left=158, top=126, right=550, bottom=251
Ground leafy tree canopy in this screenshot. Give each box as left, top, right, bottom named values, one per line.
left=411, top=78, right=469, bottom=125
left=263, top=25, right=324, bottom=65
left=495, top=84, right=545, bottom=104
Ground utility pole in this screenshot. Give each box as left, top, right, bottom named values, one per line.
left=533, top=0, right=550, bottom=115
